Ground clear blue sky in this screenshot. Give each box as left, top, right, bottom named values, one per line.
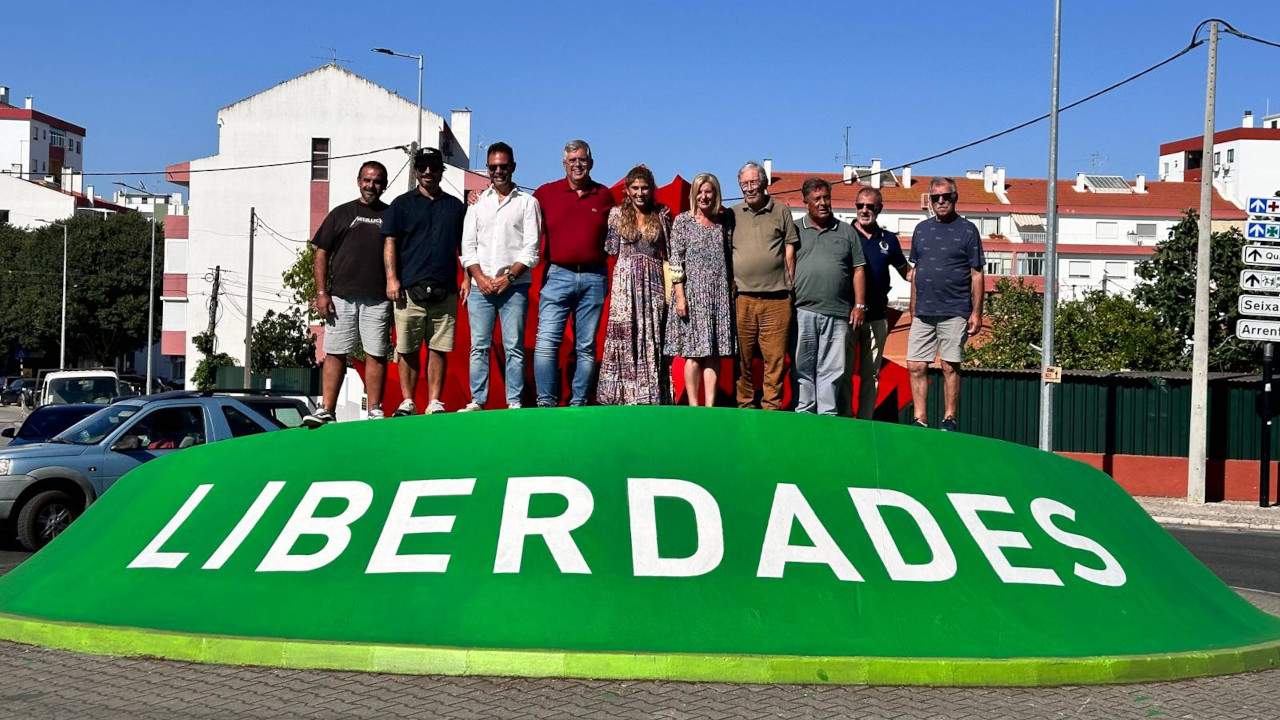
left=7, top=1, right=1280, bottom=201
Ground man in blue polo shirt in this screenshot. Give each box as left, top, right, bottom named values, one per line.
left=382, top=148, right=467, bottom=416
left=907, top=177, right=984, bottom=432
left=852, top=187, right=912, bottom=420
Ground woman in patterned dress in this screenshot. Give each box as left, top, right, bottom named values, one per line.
left=664, top=173, right=735, bottom=406
left=597, top=165, right=671, bottom=405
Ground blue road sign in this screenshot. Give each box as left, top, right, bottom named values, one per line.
left=1248, top=197, right=1280, bottom=217
left=1248, top=222, right=1280, bottom=239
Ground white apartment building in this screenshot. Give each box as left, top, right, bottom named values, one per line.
left=1158, top=110, right=1280, bottom=208
left=766, top=162, right=1246, bottom=306
left=0, top=86, right=85, bottom=185
left=162, top=64, right=472, bottom=382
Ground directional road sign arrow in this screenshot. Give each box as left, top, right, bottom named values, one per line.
left=1247, top=221, right=1280, bottom=240
left=1248, top=197, right=1280, bottom=217
left=1240, top=269, right=1280, bottom=292
left=1243, top=245, right=1280, bottom=267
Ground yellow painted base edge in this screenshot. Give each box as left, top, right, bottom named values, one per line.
left=0, top=613, right=1277, bottom=686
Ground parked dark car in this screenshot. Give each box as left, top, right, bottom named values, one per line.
left=1, top=404, right=102, bottom=447
left=0, top=379, right=35, bottom=406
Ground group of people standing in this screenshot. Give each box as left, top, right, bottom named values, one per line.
left=302, top=139, right=985, bottom=430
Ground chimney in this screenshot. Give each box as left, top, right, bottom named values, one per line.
left=982, top=164, right=996, bottom=193
left=86, top=185, right=95, bottom=204
left=1075, top=172, right=1087, bottom=192
left=61, top=172, right=72, bottom=192
left=842, top=164, right=855, bottom=184
left=902, top=167, right=912, bottom=188
left=0, top=87, right=8, bottom=106
left=71, top=172, right=83, bottom=194
left=24, top=95, right=33, bottom=110
left=762, top=158, right=772, bottom=185
left=996, top=166, right=1006, bottom=191
left=1134, top=173, right=1147, bottom=193
left=1244, top=110, right=1255, bottom=129
left=870, top=158, right=882, bottom=189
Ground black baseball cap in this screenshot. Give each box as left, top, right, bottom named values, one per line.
left=414, top=147, right=444, bottom=172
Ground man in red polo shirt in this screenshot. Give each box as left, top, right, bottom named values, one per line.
left=532, top=139, right=616, bottom=407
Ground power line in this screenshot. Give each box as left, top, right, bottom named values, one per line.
left=75, top=144, right=408, bottom=177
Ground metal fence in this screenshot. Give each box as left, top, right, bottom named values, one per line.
left=898, top=368, right=1270, bottom=460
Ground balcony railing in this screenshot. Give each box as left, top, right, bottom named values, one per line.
left=1018, top=231, right=1046, bottom=243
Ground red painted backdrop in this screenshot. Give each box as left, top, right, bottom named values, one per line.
left=360, top=175, right=912, bottom=416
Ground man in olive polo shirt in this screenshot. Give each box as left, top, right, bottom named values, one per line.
left=793, top=178, right=866, bottom=416
left=731, top=161, right=799, bottom=410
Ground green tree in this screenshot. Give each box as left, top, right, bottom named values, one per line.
left=1133, top=210, right=1254, bottom=372
left=282, top=245, right=321, bottom=321
left=250, top=308, right=317, bottom=372
left=968, top=278, right=1180, bottom=372
left=966, top=277, right=1043, bottom=369
left=0, top=213, right=162, bottom=368
left=190, top=331, right=234, bottom=390
left=1055, top=289, right=1180, bottom=371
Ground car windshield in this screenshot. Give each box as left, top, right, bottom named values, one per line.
left=47, top=377, right=119, bottom=405
left=55, top=405, right=141, bottom=445
left=17, top=406, right=101, bottom=440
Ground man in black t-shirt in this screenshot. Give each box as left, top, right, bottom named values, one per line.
left=302, top=160, right=390, bottom=428
left=381, top=148, right=467, bottom=416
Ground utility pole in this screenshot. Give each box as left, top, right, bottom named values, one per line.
left=207, top=265, right=221, bottom=337
left=146, top=217, right=156, bottom=394
left=1188, top=21, right=1219, bottom=503
left=1039, top=0, right=1063, bottom=452
left=244, top=208, right=256, bottom=387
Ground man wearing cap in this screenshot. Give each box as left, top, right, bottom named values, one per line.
left=302, top=160, right=391, bottom=427
left=382, top=148, right=467, bottom=415
left=532, top=139, right=616, bottom=407
left=907, top=177, right=984, bottom=432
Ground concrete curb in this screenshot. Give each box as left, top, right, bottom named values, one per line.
left=1149, top=515, right=1280, bottom=533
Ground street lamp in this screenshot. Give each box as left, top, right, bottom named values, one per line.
left=372, top=46, right=423, bottom=189
left=114, top=181, right=161, bottom=394
left=34, top=219, right=69, bottom=369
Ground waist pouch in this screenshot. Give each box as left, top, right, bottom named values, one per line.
left=406, top=278, right=451, bottom=303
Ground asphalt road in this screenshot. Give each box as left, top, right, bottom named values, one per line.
left=1168, top=525, right=1280, bottom=593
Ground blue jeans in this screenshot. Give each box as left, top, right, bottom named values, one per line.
left=794, top=308, right=852, bottom=416
left=534, top=264, right=607, bottom=407
left=467, top=283, right=529, bottom=407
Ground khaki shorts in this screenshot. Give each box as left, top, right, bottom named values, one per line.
left=394, top=292, right=458, bottom=354
left=906, top=315, right=968, bottom=364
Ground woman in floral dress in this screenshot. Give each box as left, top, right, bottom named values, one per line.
left=664, top=173, right=735, bottom=406
left=597, top=165, right=671, bottom=405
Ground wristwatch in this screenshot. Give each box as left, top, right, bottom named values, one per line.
left=504, top=270, right=518, bottom=282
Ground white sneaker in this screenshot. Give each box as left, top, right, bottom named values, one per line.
left=426, top=400, right=447, bottom=414
left=392, top=400, right=417, bottom=417
left=367, top=407, right=385, bottom=419
left=508, top=402, right=522, bottom=409
left=458, top=402, right=482, bottom=412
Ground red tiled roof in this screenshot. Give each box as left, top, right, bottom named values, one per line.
left=767, top=173, right=1007, bottom=213
left=1002, top=178, right=1245, bottom=219
left=766, top=171, right=1246, bottom=220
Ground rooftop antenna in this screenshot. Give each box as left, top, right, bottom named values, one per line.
left=834, top=125, right=857, bottom=165
left=1086, top=151, right=1108, bottom=172
left=313, top=46, right=352, bottom=66
left=474, top=134, right=487, bottom=171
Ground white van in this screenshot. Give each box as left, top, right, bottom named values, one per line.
left=39, top=370, right=123, bottom=406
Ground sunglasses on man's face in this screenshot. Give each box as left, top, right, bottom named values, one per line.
left=487, top=163, right=512, bottom=173
left=930, top=192, right=958, bottom=204
left=855, top=203, right=880, bottom=211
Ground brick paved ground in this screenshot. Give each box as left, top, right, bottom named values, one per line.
left=0, top=591, right=1276, bottom=720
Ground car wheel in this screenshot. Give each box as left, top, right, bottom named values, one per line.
left=16, top=490, right=80, bottom=551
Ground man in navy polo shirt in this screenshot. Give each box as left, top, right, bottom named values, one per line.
left=382, top=148, right=467, bottom=416
left=907, top=177, right=984, bottom=432
left=852, top=187, right=912, bottom=420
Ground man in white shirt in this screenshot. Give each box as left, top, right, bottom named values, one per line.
left=459, top=142, right=541, bottom=410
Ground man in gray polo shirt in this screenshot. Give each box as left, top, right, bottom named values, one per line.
left=907, top=177, right=985, bottom=432
left=793, top=178, right=866, bottom=416
left=731, top=160, right=799, bottom=410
